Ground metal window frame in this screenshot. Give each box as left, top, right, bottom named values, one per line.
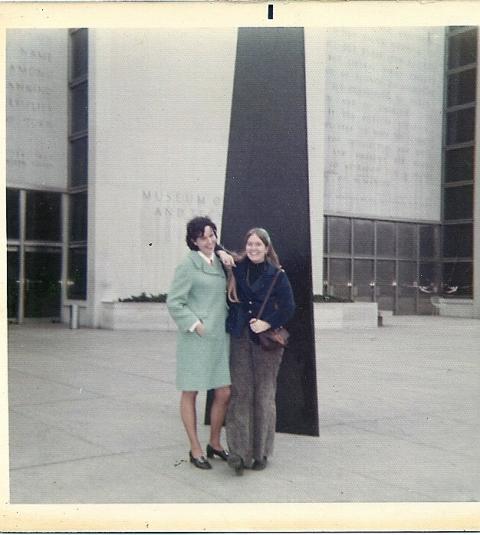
left=324, top=214, right=441, bottom=314
left=441, top=26, right=476, bottom=298
left=66, top=28, right=88, bottom=301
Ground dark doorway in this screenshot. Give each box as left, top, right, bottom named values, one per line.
left=24, top=249, right=62, bottom=318
left=7, top=250, right=19, bottom=320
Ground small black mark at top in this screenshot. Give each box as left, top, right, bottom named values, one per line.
left=148, top=243, right=152, bottom=246
left=268, top=4, right=273, bottom=20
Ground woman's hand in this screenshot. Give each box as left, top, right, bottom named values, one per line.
left=217, top=250, right=236, bottom=268
left=194, top=322, right=205, bottom=337
left=249, top=318, right=271, bottom=333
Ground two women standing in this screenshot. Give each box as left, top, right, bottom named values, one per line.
left=167, top=217, right=295, bottom=475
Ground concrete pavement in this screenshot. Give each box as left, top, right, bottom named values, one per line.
left=7, top=315, right=480, bottom=504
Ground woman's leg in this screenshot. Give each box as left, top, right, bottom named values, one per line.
left=209, top=385, right=231, bottom=450
left=251, top=344, right=284, bottom=464
left=180, top=390, right=203, bottom=458
left=226, top=333, right=255, bottom=467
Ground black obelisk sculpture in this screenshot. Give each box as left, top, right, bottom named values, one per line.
left=206, top=27, right=319, bottom=436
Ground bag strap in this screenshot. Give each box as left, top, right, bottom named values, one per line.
left=257, top=269, right=283, bottom=320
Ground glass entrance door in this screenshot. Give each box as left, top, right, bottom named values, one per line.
left=7, top=250, right=19, bottom=320
left=24, top=249, right=62, bottom=318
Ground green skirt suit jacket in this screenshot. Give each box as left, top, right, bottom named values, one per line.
left=167, top=251, right=231, bottom=391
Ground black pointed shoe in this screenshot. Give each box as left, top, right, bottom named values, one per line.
left=227, top=452, right=245, bottom=476
left=206, top=444, right=229, bottom=461
left=189, top=451, right=212, bottom=470
left=251, top=457, right=268, bottom=471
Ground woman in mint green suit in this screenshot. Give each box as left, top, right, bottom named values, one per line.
left=167, top=216, right=231, bottom=470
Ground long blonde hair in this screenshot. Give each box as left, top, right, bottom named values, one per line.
left=227, top=228, right=281, bottom=303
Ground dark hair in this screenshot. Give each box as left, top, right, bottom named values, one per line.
left=185, top=216, right=218, bottom=250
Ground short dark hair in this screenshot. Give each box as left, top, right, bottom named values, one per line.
left=186, top=216, right=218, bottom=250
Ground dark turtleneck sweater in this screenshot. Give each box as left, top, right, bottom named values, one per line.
left=246, top=258, right=267, bottom=287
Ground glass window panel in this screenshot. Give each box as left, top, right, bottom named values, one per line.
left=7, top=250, right=19, bottom=318
left=398, top=261, right=417, bottom=297
left=448, top=28, right=477, bottom=69
left=419, top=225, right=439, bottom=259
left=353, top=219, right=374, bottom=256
left=71, top=81, right=88, bottom=133
left=68, top=247, right=87, bottom=299
left=70, top=29, right=88, bottom=80
left=353, top=259, right=374, bottom=302
left=354, top=286, right=373, bottom=302
left=375, top=260, right=395, bottom=311
left=398, top=261, right=417, bottom=284
left=354, top=259, right=374, bottom=283
left=70, top=136, right=88, bottom=187
left=328, top=217, right=351, bottom=255
left=329, top=258, right=351, bottom=283
left=329, top=285, right=352, bottom=300
left=446, top=107, right=475, bottom=145
left=398, top=261, right=417, bottom=313
left=323, top=217, right=328, bottom=255
left=442, top=224, right=473, bottom=258
left=445, top=146, right=474, bottom=183
left=442, top=261, right=472, bottom=296
left=25, top=191, right=62, bottom=241
left=376, top=260, right=395, bottom=284
left=376, top=221, right=395, bottom=257
left=398, top=223, right=417, bottom=258
left=375, top=285, right=394, bottom=311
left=447, top=68, right=476, bottom=107
left=419, top=262, right=439, bottom=292
left=70, top=192, right=88, bottom=242
left=444, top=185, right=473, bottom=220
left=7, top=188, right=20, bottom=240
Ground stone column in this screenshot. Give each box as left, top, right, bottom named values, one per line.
left=304, top=29, right=327, bottom=296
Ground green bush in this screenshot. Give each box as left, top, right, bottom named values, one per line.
left=119, top=292, right=167, bottom=303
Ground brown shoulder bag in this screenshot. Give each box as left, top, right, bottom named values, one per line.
left=256, top=269, right=290, bottom=352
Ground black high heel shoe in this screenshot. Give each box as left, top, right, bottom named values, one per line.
left=227, top=452, right=245, bottom=476
left=206, top=444, right=229, bottom=461
left=189, top=451, right=212, bottom=470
